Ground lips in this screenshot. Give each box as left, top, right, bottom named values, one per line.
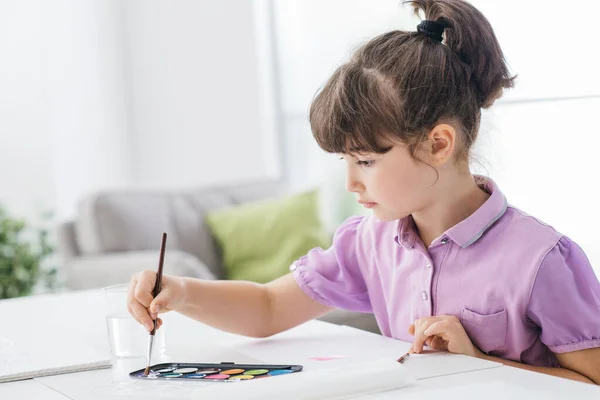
left=358, top=200, right=377, bottom=208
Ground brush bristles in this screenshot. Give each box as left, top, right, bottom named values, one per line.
left=143, top=366, right=150, bottom=376
left=396, top=352, right=410, bottom=363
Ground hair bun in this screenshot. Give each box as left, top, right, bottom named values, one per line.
left=416, top=20, right=444, bottom=42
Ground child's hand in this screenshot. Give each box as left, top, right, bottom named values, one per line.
left=127, top=271, right=186, bottom=332
left=408, top=315, right=484, bottom=358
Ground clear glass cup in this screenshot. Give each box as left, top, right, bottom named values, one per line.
left=101, top=283, right=166, bottom=359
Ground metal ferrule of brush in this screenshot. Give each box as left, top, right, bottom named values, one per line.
left=146, top=332, right=155, bottom=368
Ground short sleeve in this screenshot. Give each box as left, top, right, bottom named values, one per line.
left=527, top=236, right=600, bottom=353
left=291, top=216, right=372, bottom=313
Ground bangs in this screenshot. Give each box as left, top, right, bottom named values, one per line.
left=309, top=63, right=402, bottom=155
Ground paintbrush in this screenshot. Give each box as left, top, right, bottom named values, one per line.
left=396, top=352, right=410, bottom=363
left=143, top=232, right=167, bottom=376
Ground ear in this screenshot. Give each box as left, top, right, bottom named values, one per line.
left=426, top=123, right=456, bottom=166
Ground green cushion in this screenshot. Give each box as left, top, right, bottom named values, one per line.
left=205, top=190, right=331, bottom=283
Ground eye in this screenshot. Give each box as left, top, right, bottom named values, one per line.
left=356, top=160, right=374, bottom=167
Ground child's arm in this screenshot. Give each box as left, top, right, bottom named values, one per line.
left=128, top=271, right=334, bottom=338
left=409, top=315, right=600, bottom=385
left=555, top=348, right=600, bottom=384
left=482, top=348, right=600, bottom=385
left=176, top=273, right=334, bottom=337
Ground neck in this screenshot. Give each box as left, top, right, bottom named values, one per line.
left=411, top=173, right=490, bottom=248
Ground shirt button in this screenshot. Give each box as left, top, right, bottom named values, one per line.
left=421, top=291, right=428, bottom=301
left=289, top=263, right=297, bottom=272
left=441, top=238, right=449, bottom=244
left=425, top=261, right=431, bottom=268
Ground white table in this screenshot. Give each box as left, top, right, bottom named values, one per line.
left=1, top=291, right=598, bottom=399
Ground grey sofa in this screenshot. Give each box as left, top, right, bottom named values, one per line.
left=57, top=179, right=380, bottom=334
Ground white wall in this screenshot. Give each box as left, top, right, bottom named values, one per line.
left=45, top=0, right=132, bottom=220
left=121, top=0, right=279, bottom=190
left=1, top=0, right=278, bottom=222
left=0, top=0, right=55, bottom=221
left=472, top=0, right=600, bottom=101
left=0, top=0, right=130, bottom=222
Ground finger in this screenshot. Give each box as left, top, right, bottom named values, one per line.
left=134, top=270, right=158, bottom=308
left=149, top=289, right=171, bottom=314
left=408, top=324, right=415, bottom=336
left=127, top=276, right=145, bottom=325
left=412, top=328, right=433, bottom=354
left=429, top=335, right=448, bottom=351
left=412, top=337, right=431, bottom=353
left=129, top=299, right=155, bottom=331
left=424, top=321, right=451, bottom=340
left=127, top=277, right=138, bottom=315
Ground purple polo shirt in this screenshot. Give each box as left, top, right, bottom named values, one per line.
left=292, top=176, right=600, bottom=367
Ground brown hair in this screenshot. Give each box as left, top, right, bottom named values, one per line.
left=309, top=0, right=515, bottom=161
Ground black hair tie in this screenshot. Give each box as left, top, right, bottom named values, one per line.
left=417, top=20, right=444, bottom=42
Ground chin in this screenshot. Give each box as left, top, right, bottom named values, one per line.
left=373, top=208, right=409, bottom=222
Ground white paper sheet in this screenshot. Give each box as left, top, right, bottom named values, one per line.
left=35, top=344, right=266, bottom=400
left=0, top=335, right=111, bottom=383
left=225, top=323, right=501, bottom=379
left=178, top=358, right=416, bottom=400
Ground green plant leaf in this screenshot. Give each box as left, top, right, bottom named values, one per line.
left=0, top=205, right=57, bottom=299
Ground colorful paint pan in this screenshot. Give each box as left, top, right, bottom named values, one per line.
left=196, top=368, right=221, bottom=374
left=182, top=373, right=207, bottom=379
left=204, top=374, right=229, bottom=380
left=173, top=367, right=198, bottom=374
left=243, top=369, right=269, bottom=376
left=130, top=363, right=302, bottom=381
left=268, top=369, right=294, bottom=376
left=221, top=369, right=245, bottom=375
left=160, top=373, right=183, bottom=378
left=228, top=375, right=254, bottom=381
left=154, top=368, right=175, bottom=373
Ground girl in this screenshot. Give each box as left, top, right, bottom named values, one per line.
left=128, top=0, right=600, bottom=384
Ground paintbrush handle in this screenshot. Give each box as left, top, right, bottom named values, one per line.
left=153, top=233, right=167, bottom=297
left=145, top=232, right=168, bottom=374
left=149, top=233, right=167, bottom=336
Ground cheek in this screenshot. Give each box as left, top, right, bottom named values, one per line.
left=376, top=162, right=432, bottom=204
left=381, top=162, right=422, bottom=191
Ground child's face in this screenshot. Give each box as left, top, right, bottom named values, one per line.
left=342, top=144, right=437, bottom=221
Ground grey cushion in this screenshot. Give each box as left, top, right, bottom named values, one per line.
left=74, top=180, right=282, bottom=279
left=75, top=192, right=180, bottom=254
left=64, top=250, right=215, bottom=290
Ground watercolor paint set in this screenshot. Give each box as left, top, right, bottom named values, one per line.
left=130, top=362, right=303, bottom=382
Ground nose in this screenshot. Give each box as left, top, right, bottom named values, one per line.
left=345, top=166, right=364, bottom=193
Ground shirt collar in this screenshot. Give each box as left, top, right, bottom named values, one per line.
left=445, top=176, right=508, bottom=248
left=394, top=176, right=508, bottom=249
left=395, top=215, right=418, bottom=249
